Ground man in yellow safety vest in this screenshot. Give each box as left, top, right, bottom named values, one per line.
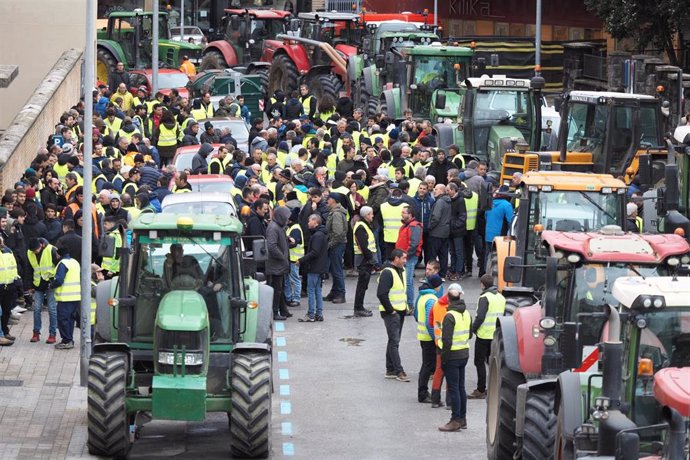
left=284, top=208, right=304, bottom=308
left=50, top=245, right=81, bottom=349
left=27, top=238, right=59, bottom=344
left=377, top=248, right=409, bottom=382
left=415, top=274, right=444, bottom=403
left=0, top=237, right=21, bottom=346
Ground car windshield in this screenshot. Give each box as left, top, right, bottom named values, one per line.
left=131, top=238, right=236, bottom=342
left=158, top=73, right=190, bottom=89
left=172, top=27, right=202, bottom=35
left=190, top=180, right=233, bottom=193
left=174, top=152, right=195, bottom=171
left=163, top=202, right=235, bottom=215
left=528, top=190, right=624, bottom=231
left=474, top=89, right=533, bottom=124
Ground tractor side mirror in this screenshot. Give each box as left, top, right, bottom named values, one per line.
left=616, top=432, right=640, bottom=459
left=362, top=38, right=370, bottom=52
left=230, top=297, right=247, bottom=309
left=503, top=256, right=522, bottom=283
left=435, top=92, right=447, bottom=110
left=252, top=239, right=268, bottom=262
left=98, top=235, right=116, bottom=257
left=375, top=54, right=385, bottom=69
left=554, top=96, right=562, bottom=113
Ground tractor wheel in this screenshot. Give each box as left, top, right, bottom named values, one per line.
left=357, top=79, right=377, bottom=117
left=486, top=328, right=525, bottom=460
left=376, top=94, right=389, bottom=117
left=486, top=250, right=499, bottom=281
left=522, top=389, right=557, bottom=460
left=505, top=296, right=535, bottom=316
left=554, top=394, right=575, bottom=460
left=96, top=48, right=118, bottom=84
left=267, top=54, right=299, bottom=97
left=87, top=352, right=131, bottom=459
left=308, top=73, right=341, bottom=101
left=229, top=352, right=272, bottom=458
left=200, top=50, right=228, bottom=71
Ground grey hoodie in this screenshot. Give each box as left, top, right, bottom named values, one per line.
left=191, top=143, right=214, bottom=175
left=265, top=206, right=290, bottom=276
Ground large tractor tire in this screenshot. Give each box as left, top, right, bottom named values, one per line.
left=505, top=296, right=535, bottom=316
left=376, top=94, right=389, bottom=117
left=486, top=328, right=525, bottom=460
left=486, top=250, right=499, bottom=280
left=200, top=50, right=228, bottom=71
left=230, top=352, right=272, bottom=458
left=267, top=54, right=299, bottom=97
left=522, top=389, right=557, bottom=460
left=87, top=352, right=131, bottom=459
left=308, top=73, right=341, bottom=101
left=96, top=48, right=118, bottom=84
left=356, top=79, right=377, bottom=117
left=555, top=396, right=575, bottom=460
left=248, top=67, right=269, bottom=97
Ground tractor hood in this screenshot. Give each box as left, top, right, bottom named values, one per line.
left=487, top=125, right=525, bottom=166
left=653, top=368, right=690, bottom=417
left=156, top=290, right=209, bottom=332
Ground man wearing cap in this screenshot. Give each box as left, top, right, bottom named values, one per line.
left=200, top=121, right=221, bottom=144
left=50, top=245, right=81, bottom=349
left=27, top=238, right=59, bottom=344
left=377, top=248, right=409, bottom=382
left=324, top=192, right=347, bottom=304
left=415, top=273, right=444, bottom=402
left=122, top=168, right=141, bottom=198
left=438, top=285, right=471, bottom=431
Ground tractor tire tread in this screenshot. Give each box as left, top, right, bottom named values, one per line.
left=200, top=50, right=228, bottom=71
left=522, top=390, right=557, bottom=460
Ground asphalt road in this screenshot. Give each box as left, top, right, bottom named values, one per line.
left=127, top=266, right=488, bottom=459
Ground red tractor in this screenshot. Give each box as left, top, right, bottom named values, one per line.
left=264, top=12, right=365, bottom=100
left=487, top=228, right=690, bottom=460
left=199, top=9, right=292, bottom=86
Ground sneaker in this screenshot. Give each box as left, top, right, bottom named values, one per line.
left=468, top=389, right=487, bottom=399
left=419, top=395, right=432, bottom=403
left=30, top=332, right=40, bottom=343
left=4, top=334, right=15, bottom=341
left=354, top=308, right=373, bottom=317
left=12, top=306, right=27, bottom=313
left=396, top=372, right=411, bottom=382
left=273, top=314, right=287, bottom=321
left=0, top=337, right=13, bottom=346
left=385, top=371, right=397, bottom=379
left=438, top=419, right=463, bottom=432
left=46, top=335, right=57, bottom=344
left=287, top=301, right=301, bottom=307
left=55, top=341, right=74, bottom=350
left=314, top=314, right=324, bottom=322
left=10, top=312, right=21, bottom=320
left=298, top=315, right=315, bottom=322
left=331, top=297, right=346, bottom=304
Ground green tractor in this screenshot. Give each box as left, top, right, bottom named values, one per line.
left=97, top=10, right=203, bottom=84
left=368, top=44, right=475, bottom=122
left=88, top=213, right=274, bottom=458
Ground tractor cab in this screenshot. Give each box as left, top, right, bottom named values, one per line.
left=104, top=11, right=171, bottom=69
left=296, top=12, right=364, bottom=48
left=222, top=9, right=290, bottom=63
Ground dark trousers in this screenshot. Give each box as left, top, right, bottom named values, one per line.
left=442, top=357, right=468, bottom=421
left=327, top=243, right=346, bottom=298
left=475, top=338, right=492, bottom=392
left=354, top=264, right=372, bottom=311
left=382, top=312, right=405, bottom=374
left=422, top=230, right=431, bottom=266
left=384, top=242, right=396, bottom=262
left=0, top=286, right=16, bottom=336
left=463, top=230, right=475, bottom=273
left=266, top=274, right=288, bottom=316
left=428, top=236, right=449, bottom=277
left=418, top=340, right=437, bottom=401
left=57, top=301, right=79, bottom=343
left=344, top=223, right=355, bottom=270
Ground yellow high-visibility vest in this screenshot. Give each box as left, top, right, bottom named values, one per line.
left=27, top=245, right=56, bottom=287
left=475, top=291, right=506, bottom=340
left=0, top=251, right=18, bottom=285
left=465, top=192, right=479, bottom=231
left=157, top=123, right=179, bottom=147
left=416, top=292, right=436, bottom=341
left=101, top=230, right=122, bottom=274
left=442, top=310, right=471, bottom=350
left=407, top=177, right=422, bottom=197
left=287, top=224, right=304, bottom=262
left=380, top=201, right=405, bottom=243
left=353, top=220, right=376, bottom=255
left=377, top=267, right=407, bottom=312
left=54, top=258, right=81, bottom=302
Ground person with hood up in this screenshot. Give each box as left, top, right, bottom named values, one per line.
left=427, top=184, right=451, bottom=279
left=297, top=214, right=329, bottom=322
left=438, top=284, right=472, bottom=431
left=427, top=149, right=451, bottom=185
left=462, top=160, right=486, bottom=195
left=265, top=206, right=292, bottom=320
left=155, top=110, right=180, bottom=164
left=200, top=121, right=221, bottom=144
left=285, top=91, right=303, bottom=120
left=181, top=121, right=200, bottom=146
left=191, top=143, right=214, bottom=175
left=117, top=116, right=141, bottom=143
left=324, top=192, right=347, bottom=304
left=415, top=274, right=444, bottom=403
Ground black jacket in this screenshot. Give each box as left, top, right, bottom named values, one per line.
left=427, top=158, right=451, bottom=185
left=376, top=262, right=405, bottom=315
left=285, top=98, right=303, bottom=119
left=298, top=199, right=329, bottom=247
left=265, top=207, right=290, bottom=276
left=57, top=231, right=83, bottom=266
left=441, top=299, right=471, bottom=362
left=449, top=192, right=468, bottom=237
left=299, top=225, right=328, bottom=274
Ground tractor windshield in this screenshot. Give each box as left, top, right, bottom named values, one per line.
left=412, top=56, right=465, bottom=89
left=130, top=238, right=239, bottom=343
left=528, top=190, right=624, bottom=232
left=474, top=89, right=533, bottom=124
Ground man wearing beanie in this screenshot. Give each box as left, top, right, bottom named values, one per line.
left=438, top=284, right=471, bottom=431
left=415, top=274, right=443, bottom=403
left=50, top=245, right=81, bottom=349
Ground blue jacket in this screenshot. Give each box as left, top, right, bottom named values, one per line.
left=413, top=192, right=435, bottom=230
left=414, top=287, right=439, bottom=337
left=485, top=197, right=513, bottom=243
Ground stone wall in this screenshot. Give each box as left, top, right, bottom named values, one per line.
left=0, top=50, right=83, bottom=191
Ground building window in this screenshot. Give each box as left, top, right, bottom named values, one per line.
left=495, top=22, right=509, bottom=36
left=510, top=23, right=526, bottom=37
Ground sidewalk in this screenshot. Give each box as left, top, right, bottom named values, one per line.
left=0, top=309, right=92, bottom=460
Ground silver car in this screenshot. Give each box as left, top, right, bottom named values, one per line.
left=170, top=26, right=206, bottom=46
left=161, top=192, right=237, bottom=216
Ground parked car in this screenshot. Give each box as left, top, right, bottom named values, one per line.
left=130, top=69, right=191, bottom=98
left=172, top=143, right=224, bottom=172
left=171, top=26, right=207, bottom=46
left=161, top=191, right=236, bottom=216
left=195, top=117, right=249, bottom=154
left=171, top=174, right=234, bottom=193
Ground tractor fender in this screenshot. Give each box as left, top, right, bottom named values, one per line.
left=92, top=343, right=132, bottom=370
left=95, top=279, right=114, bottom=342
left=254, top=283, right=274, bottom=346
left=203, top=41, right=239, bottom=67
left=306, top=65, right=334, bottom=78
left=232, top=342, right=271, bottom=354
left=381, top=87, right=401, bottom=119
left=272, top=46, right=311, bottom=74
left=260, top=38, right=284, bottom=62
left=496, top=315, right=521, bottom=372
left=363, top=65, right=380, bottom=98
left=347, top=54, right=362, bottom=85
left=513, top=304, right=545, bottom=375
left=554, top=371, right=585, bottom=444
left=492, top=235, right=516, bottom=291
left=515, top=378, right=557, bottom=437
left=97, top=42, right=125, bottom=64
left=246, top=61, right=271, bottom=73
left=334, top=43, right=358, bottom=59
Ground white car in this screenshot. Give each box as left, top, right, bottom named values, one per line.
left=171, top=26, right=207, bottom=46
left=161, top=192, right=237, bottom=216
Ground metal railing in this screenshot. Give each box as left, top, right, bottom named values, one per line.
left=324, top=0, right=361, bottom=13
left=582, top=53, right=607, bottom=81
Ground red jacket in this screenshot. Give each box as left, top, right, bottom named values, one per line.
left=395, top=219, right=423, bottom=257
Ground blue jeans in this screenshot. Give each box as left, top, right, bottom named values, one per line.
left=57, top=301, right=79, bottom=343
left=450, top=236, right=465, bottom=274
left=328, top=243, right=346, bottom=297
left=33, top=289, right=57, bottom=336
left=404, top=255, right=418, bottom=309
left=442, top=357, right=468, bottom=420
left=284, top=263, right=301, bottom=303
left=306, top=273, right=323, bottom=317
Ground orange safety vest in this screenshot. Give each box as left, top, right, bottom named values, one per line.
left=64, top=203, right=100, bottom=238
left=430, top=294, right=449, bottom=348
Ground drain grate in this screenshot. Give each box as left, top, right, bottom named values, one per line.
left=44, top=382, right=72, bottom=387
left=0, top=379, right=23, bottom=387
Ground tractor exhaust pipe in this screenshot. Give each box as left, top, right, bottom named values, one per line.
left=662, top=406, right=686, bottom=460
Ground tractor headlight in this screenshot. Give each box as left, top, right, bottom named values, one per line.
left=567, top=254, right=581, bottom=264
left=539, top=317, right=556, bottom=330
left=158, top=351, right=204, bottom=366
